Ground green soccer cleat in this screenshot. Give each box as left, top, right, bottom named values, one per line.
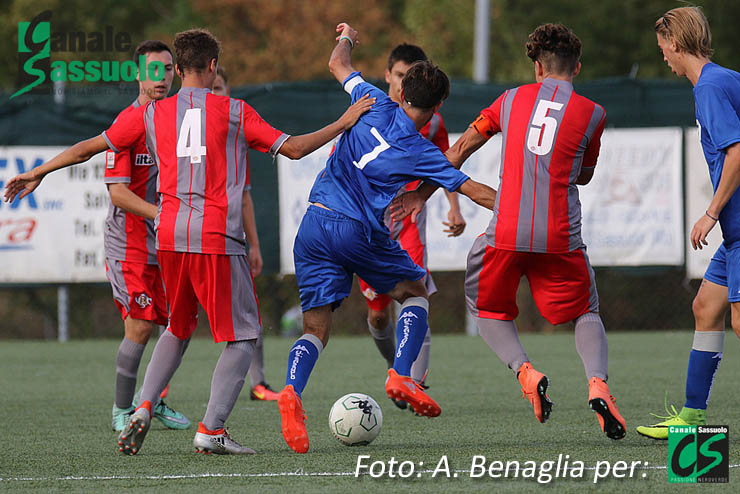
left=112, top=405, right=135, bottom=431
left=153, top=400, right=191, bottom=430
left=636, top=399, right=706, bottom=440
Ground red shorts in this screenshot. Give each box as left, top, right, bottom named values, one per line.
left=105, top=259, right=168, bottom=325
left=359, top=213, right=436, bottom=312
left=157, top=251, right=261, bottom=343
left=465, top=235, right=599, bottom=325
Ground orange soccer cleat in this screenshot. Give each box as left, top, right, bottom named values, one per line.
left=385, top=369, right=441, bottom=417
left=517, top=362, right=553, bottom=423
left=277, top=385, right=309, bottom=453
left=588, top=377, right=626, bottom=440
left=250, top=382, right=280, bottom=401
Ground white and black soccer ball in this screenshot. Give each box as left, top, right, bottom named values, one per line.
left=328, top=393, right=383, bottom=446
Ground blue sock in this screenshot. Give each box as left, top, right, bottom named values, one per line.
left=685, top=349, right=722, bottom=409
left=393, top=297, right=429, bottom=376
left=284, top=334, right=323, bottom=397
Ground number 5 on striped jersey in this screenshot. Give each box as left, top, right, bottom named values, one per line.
left=527, top=100, right=564, bottom=156
left=177, top=108, right=207, bottom=164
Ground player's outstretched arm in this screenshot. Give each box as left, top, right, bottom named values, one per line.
left=3, top=135, right=109, bottom=202
left=328, top=22, right=359, bottom=84
left=278, top=94, right=374, bottom=159
left=457, top=179, right=497, bottom=211
left=108, top=183, right=158, bottom=220
left=691, top=142, right=740, bottom=250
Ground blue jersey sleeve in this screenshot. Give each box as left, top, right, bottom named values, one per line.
left=695, top=83, right=740, bottom=151
left=410, top=141, right=469, bottom=192
left=342, top=71, right=390, bottom=104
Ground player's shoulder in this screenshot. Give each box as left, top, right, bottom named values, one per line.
left=569, top=90, right=605, bottom=118
left=696, top=63, right=740, bottom=93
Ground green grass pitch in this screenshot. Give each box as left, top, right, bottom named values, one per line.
left=1, top=331, right=739, bottom=493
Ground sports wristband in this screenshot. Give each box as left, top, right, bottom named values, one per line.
left=338, top=36, right=354, bottom=49
left=705, top=210, right=719, bottom=221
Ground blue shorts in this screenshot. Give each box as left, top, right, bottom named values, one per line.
left=293, top=206, right=426, bottom=311
left=704, top=244, right=740, bottom=302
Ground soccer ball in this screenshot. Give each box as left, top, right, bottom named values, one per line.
left=328, top=393, right=383, bottom=446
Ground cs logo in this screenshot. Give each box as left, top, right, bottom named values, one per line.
left=668, top=425, right=728, bottom=483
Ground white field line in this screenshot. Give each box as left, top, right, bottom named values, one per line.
left=2, top=464, right=740, bottom=482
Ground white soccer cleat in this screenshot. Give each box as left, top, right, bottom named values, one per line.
left=193, top=423, right=256, bottom=455
left=117, top=406, right=151, bottom=455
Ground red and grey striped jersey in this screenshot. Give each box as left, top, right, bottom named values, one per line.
left=103, top=99, right=158, bottom=264
left=103, top=87, right=288, bottom=255
left=476, top=78, right=606, bottom=253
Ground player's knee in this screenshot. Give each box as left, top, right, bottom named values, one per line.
left=368, top=309, right=390, bottom=330
left=125, top=318, right=154, bottom=344
left=692, top=294, right=723, bottom=330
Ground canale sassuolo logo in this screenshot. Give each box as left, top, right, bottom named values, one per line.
left=12, top=10, right=165, bottom=99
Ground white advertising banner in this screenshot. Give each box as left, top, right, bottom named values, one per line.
left=580, top=127, right=684, bottom=266
left=685, top=127, right=723, bottom=279
left=278, top=128, right=685, bottom=273
left=0, top=147, right=109, bottom=283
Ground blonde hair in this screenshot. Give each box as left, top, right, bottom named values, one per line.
left=655, top=6, right=713, bottom=58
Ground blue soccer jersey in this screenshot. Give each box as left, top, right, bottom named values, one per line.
left=694, top=63, right=740, bottom=248
left=308, top=72, right=469, bottom=239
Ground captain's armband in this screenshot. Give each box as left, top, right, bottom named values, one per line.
left=471, top=114, right=495, bottom=139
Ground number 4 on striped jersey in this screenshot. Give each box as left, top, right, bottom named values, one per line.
left=177, top=108, right=207, bottom=164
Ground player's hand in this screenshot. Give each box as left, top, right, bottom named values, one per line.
left=249, top=247, right=263, bottom=277
left=690, top=213, right=718, bottom=250
left=339, top=94, right=375, bottom=130
left=3, top=171, right=42, bottom=203
left=335, top=23, right=359, bottom=46
left=390, top=190, right=425, bottom=223
left=443, top=208, right=466, bottom=237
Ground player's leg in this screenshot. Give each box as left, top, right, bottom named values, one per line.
left=529, top=249, right=624, bottom=439
left=360, top=279, right=396, bottom=368
left=248, top=334, right=279, bottom=401
left=117, top=251, right=196, bottom=455
left=637, top=248, right=729, bottom=440
left=280, top=205, right=354, bottom=453
left=396, top=210, right=434, bottom=387
left=112, top=316, right=153, bottom=430
left=465, top=236, right=551, bottom=423
left=191, top=253, right=261, bottom=454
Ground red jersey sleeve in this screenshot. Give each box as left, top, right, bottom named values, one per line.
left=103, top=148, right=133, bottom=184
left=473, top=92, right=506, bottom=139
left=431, top=115, right=450, bottom=152
left=582, top=108, right=606, bottom=168
left=240, top=101, right=288, bottom=155
left=102, top=103, right=147, bottom=154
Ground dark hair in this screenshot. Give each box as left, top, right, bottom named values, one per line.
left=401, top=61, right=449, bottom=110
left=216, top=66, right=228, bottom=85
left=526, top=23, right=581, bottom=75
left=387, top=43, right=427, bottom=70
left=132, top=39, right=172, bottom=63
left=173, top=28, right=220, bottom=74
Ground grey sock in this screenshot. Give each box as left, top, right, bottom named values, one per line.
left=139, top=331, right=189, bottom=405
left=114, top=337, right=145, bottom=409
left=574, top=312, right=608, bottom=381
left=247, top=334, right=265, bottom=388
left=410, top=327, right=431, bottom=383
left=203, top=339, right=256, bottom=431
left=368, top=318, right=396, bottom=368
left=477, top=318, right=529, bottom=372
